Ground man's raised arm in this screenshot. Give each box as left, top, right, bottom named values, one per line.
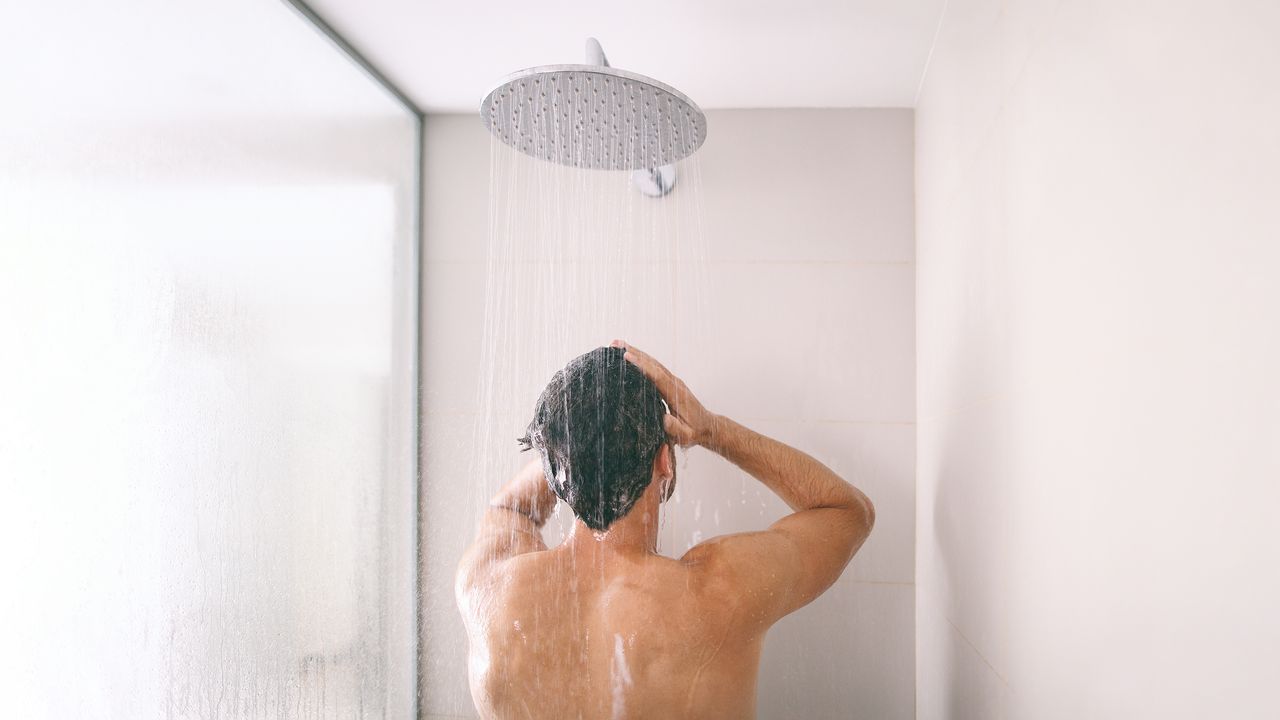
left=455, top=460, right=558, bottom=596
left=614, top=340, right=874, bottom=627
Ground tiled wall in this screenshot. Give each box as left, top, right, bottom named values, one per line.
left=420, top=109, right=915, bottom=719
left=916, top=2, right=1280, bottom=718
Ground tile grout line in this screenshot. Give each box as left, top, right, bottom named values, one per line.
left=425, top=411, right=915, bottom=425
left=421, top=259, right=916, bottom=267
left=848, top=579, right=915, bottom=587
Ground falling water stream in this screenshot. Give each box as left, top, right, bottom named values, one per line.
left=470, top=127, right=712, bottom=554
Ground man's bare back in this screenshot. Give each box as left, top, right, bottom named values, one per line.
left=456, top=342, right=874, bottom=719
left=463, top=539, right=763, bottom=719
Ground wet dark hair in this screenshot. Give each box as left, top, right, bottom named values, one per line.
left=518, top=346, right=667, bottom=531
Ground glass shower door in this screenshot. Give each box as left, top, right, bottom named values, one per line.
left=0, top=2, right=419, bottom=717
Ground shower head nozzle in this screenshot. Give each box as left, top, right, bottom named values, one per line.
left=481, top=39, right=707, bottom=172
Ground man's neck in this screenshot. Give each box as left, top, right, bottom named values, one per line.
left=566, top=496, right=662, bottom=555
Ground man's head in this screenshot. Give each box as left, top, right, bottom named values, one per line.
left=519, top=346, right=671, bottom=531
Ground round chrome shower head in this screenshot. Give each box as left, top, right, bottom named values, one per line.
left=481, top=56, right=706, bottom=171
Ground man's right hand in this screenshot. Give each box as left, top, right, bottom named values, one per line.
left=611, top=340, right=718, bottom=449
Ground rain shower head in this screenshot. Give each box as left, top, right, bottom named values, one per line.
left=481, top=38, right=706, bottom=172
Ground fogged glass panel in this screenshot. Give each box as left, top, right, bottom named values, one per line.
left=0, top=2, right=418, bottom=717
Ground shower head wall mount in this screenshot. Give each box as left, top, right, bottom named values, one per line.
left=481, top=38, right=705, bottom=196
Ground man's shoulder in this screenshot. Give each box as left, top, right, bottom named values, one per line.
left=458, top=546, right=556, bottom=605
left=675, top=533, right=785, bottom=605
left=677, top=535, right=749, bottom=578
left=481, top=546, right=558, bottom=582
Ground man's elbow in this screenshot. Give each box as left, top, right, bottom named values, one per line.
left=833, top=489, right=875, bottom=530
left=839, top=494, right=875, bottom=561
left=860, top=495, right=876, bottom=533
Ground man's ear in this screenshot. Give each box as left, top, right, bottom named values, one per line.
left=654, top=442, right=673, bottom=480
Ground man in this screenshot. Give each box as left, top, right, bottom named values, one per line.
left=455, top=341, right=875, bottom=719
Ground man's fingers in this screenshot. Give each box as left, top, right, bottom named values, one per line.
left=622, top=344, right=671, bottom=387
left=615, top=341, right=699, bottom=423
left=618, top=342, right=678, bottom=395
left=663, top=414, right=695, bottom=446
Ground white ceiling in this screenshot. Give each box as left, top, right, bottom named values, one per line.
left=305, top=0, right=948, bottom=113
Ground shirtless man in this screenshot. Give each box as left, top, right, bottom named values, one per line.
left=455, top=341, right=875, bottom=719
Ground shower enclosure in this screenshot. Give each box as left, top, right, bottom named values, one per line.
left=0, top=2, right=421, bottom=717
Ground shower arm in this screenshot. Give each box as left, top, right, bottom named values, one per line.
left=586, top=37, right=609, bottom=67
left=585, top=37, right=677, bottom=197
left=563, top=37, right=677, bottom=196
